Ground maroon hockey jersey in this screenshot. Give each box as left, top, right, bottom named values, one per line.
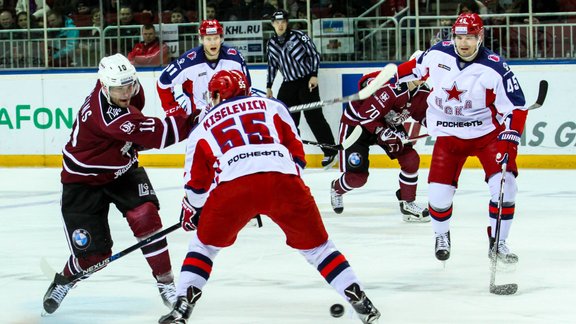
left=61, top=81, right=193, bottom=185
left=341, top=82, right=429, bottom=134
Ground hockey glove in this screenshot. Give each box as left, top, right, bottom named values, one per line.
left=164, top=102, right=188, bottom=118
left=377, top=128, right=406, bottom=154
left=180, top=197, right=201, bottom=231
left=496, top=130, right=521, bottom=165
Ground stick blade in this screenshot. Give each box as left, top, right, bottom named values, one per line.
left=341, top=125, right=363, bottom=150
left=536, top=80, right=548, bottom=106
left=357, top=63, right=397, bottom=100
left=490, top=283, right=518, bottom=295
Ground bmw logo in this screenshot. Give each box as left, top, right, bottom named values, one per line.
left=72, top=229, right=91, bottom=250
left=348, top=152, right=362, bottom=167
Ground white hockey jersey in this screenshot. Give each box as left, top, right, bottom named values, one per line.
left=398, top=41, right=526, bottom=139
left=182, top=95, right=306, bottom=207
left=157, top=45, right=251, bottom=114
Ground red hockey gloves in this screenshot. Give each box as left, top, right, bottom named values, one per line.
left=180, top=197, right=201, bottom=231
left=496, top=130, right=521, bottom=165
left=377, top=128, right=406, bottom=154
left=164, top=102, right=188, bottom=118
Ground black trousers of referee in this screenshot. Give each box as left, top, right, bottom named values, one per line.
left=277, top=76, right=337, bottom=157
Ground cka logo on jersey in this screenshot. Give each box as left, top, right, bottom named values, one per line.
left=71, top=229, right=91, bottom=250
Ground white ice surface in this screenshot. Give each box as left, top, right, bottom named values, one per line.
left=0, top=167, right=575, bottom=324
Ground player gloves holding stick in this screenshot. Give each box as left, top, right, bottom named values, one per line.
left=329, top=58, right=430, bottom=222
left=395, top=14, right=527, bottom=282
left=42, top=54, right=195, bottom=314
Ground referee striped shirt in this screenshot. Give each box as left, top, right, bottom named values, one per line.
left=266, top=29, right=320, bottom=88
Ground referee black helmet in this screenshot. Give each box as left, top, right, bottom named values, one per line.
left=271, top=9, right=289, bottom=22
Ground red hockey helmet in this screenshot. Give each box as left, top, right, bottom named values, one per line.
left=209, top=70, right=249, bottom=101
left=452, top=13, right=484, bottom=36
left=199, top=19, right=223, bottom=36
left=229, top=70, right=250, bottom=93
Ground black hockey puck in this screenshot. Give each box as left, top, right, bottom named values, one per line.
left=330, top=303, right=344, bottom=318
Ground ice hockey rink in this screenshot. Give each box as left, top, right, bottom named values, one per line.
left=1, top=167, right=575, bottom=324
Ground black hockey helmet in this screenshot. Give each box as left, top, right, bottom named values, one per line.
left=271, top=9, right=289, bottom=22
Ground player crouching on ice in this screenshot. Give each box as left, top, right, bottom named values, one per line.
left=330, top=52, right=431, bottom=223
left=395, top=13, right=526, bottom=263
left=159, top=70, right=380, bottom=324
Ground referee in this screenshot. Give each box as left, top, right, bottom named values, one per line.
left=266, top=9, right=337, bottom=169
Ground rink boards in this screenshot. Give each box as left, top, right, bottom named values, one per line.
left=0, top=62, right=574, bottom=168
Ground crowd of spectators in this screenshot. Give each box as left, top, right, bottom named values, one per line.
left=1, top=0, right=576, bottom=68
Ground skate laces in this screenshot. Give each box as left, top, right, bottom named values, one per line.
left=497, top=240, right=511, bottom=255
left=344, top=284, right=380, bottom=324
left=435, top=233, right=450, bottom=251
left=401, top=201, right=424, bottom=214
left=345, top=284, right=372, bottom=313
left=50, top=283, right=72, bottom=302
left=330, top=181, right=344, bottom=210
left=158, top=282, right=178, bottom=307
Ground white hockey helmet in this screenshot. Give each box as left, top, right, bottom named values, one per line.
left=98, top=53, right=139, bottom=103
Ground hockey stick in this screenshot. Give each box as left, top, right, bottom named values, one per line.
left=302, top=140, right=341, bottom=151
left=527, top=80, right=548, bottom=110
left=303, top=130, right=429, bottom=151
left=489, top=157, right=518, bottom=295
left=43, top=223, right=180, bottom=284
left=487, top=80, right=547, bottom=295
left=302, top=124, right=363, bottom=151
left=288, top=63, right=398, bottom=113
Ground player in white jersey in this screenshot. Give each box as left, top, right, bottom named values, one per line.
left=396, top=13, right=527, bottom=263
left=156, top=19, right=251, bottom=118
left=158, top=70, right=380, bottom=324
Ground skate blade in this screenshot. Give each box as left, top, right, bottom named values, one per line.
left=402, top=215, right=431, bottom=223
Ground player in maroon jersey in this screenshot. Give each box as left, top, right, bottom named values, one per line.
left=42, top=53, right=195, bottom=315
left=330, top=61, right=431, bottom=222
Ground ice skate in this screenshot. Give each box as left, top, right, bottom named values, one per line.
left=344, top=283, right=381, bottom=324
left=489, top=237, right=518, bottom=264
left=42, top=273, right=74, bottom=314
left=396, top=190, right=430, bottom=222
left=158, top=286, right=202, bottom=324
left=399, top=201, right=430, bottom=222
left=435, top=231, right=451, bottom=261
left=157, top=281, right=178, bottom=309
left=330, top=180, right=344, bottom=214
left=322, top=154, right=337, bottom=170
